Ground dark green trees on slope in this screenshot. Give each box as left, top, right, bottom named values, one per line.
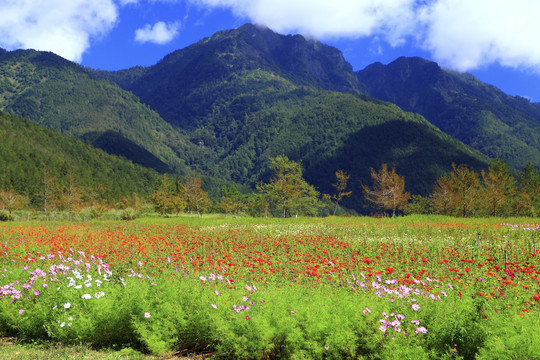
left=100, top=24, right=490, bottom=212
left=0, top=111, right=159, bottom=204
left=0, top=49, right=192, bottom=174
left=357, top=57, right=540, bottom=170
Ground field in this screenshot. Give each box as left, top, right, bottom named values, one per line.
left=1, top=215, right=539, bottom=359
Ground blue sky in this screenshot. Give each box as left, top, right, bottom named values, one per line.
left=1, top=0, right=540, bottom=102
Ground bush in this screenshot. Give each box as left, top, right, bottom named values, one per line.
left=0, top=210, right=9, bottom=221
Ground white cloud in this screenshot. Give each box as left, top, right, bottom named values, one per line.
left=0, top=0, right=119, bottom=62
left=189, top=0, right=540, bottom=73
left=190, top=0, right=417, bottom=44
left=418, top=0, right=540, bottom=72
left=134, top=21, right=180, bottom=44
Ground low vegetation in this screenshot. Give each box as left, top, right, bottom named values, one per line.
left=0, top=215, right=538, bottom=359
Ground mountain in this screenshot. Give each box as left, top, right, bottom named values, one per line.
left=0, top=48, right=193, bottom=174
left=100, top=24, right=489, bottom=209
left=356, top=57, right=540, bottom=170
left=0, top=111, right=159, bottom=202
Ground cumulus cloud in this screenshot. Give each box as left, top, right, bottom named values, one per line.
left=418, top=0, right=540, bottom=72
left=0, top=0, right=118, bottom=62
left=189, top=0, right=540, bottom=72
left=190, top=0, right=417, bottom=44
left=134, top=21, right=180, bottom=44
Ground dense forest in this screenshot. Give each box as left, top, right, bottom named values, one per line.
left=0, top=111, right=160, bottom=210
left=1, top=24, right=539, bottom=217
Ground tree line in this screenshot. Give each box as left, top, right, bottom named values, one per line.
left=1, top=156, right=539, bottom=221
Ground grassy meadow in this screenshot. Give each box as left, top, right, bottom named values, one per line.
left=1, top=215, right=538, bottom=359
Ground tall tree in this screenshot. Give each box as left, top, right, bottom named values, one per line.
left=431, top=175, right=453, bottom=215
left=446, top=163, right=482, bottom=217
left=362, top=164, right=410, bottom=217
left=180, top=172, right=211, bottom=217
left=0, top=188, right=27, bottom=220
left=323, top=170, right=352, bottom=215
left=515, top=162, right=540, bottom=216
left=59, top=170, right=84, bottom=221
left=152, top=174, right=173, bottom=215
left=40, top=165, right=58, bottom=220
left=257, top=155, right=320, bottom=218
left=481, top=159, right=516, bottom=217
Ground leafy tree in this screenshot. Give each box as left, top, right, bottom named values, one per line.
left=480, top=159, right=516, bottom=217
left=218, top=186, right=249, bottom=215
left=445, top=163, right=482, bottom=217
left=323, top=170, right=352, bottom=215
left=58, top=170, right=84, bottom=221
left=40, top=165, right=58, bottom=220
left=152, top=174, right=174, bottom=215
left=362, top=164, right=410, bottom=217
left=257, top=155, right=320, bottom=218
left=431, top=175, right=453, bottom=215
left=179, top=172, right=211, bottom=217
left=515, top=162, right=540, bottom=216
left=0, top=188, right=27, bottom=220
left=405, top=195, right=433, bottom=215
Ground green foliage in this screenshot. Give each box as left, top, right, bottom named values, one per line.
left=0, top=49, right=191, bottom=174
left=0, top=111, right=160, bottom=205
left=357, top=56, right=540, bottom=170
left=257, top=156, right=321, bottom=217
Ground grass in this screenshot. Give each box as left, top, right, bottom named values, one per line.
left=0, top=337, right=205, bottom=360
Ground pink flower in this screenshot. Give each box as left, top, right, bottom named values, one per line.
left=33, top=290, right=40, bottom=296
left=144, top=312, right=151, bottom=318
left=18, top=309, right=24, bottom=315
left=412, top=304, right=420, bottom=311
left=211, top=303, right=218, bottom=309
left=415, top=326, right=428, bottom=334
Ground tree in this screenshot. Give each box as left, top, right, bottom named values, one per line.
left=179, top=172, right=211, bottom=217
left=257, top=155, right=320, bottom=218
left=58, top=170, right=84, bottom=221
left=40, top=164, right=58, bottom=220
left=218, top=186, right=248, bottom=215
left=152, top=174, right=174, bottom=215
left=515, top=162, right=540, bottom=216
left=362, top=164, right=410, bottom=217
left=481, top=159, right=516, bottom=217
left=0, top=188, right=27, bottom=220
left=323, top=170, right=352, bottom=215
left=445, top=163, right=482, bottom=217
left=431, top=174, right=453, bottom=215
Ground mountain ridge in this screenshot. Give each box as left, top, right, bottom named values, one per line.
left=2, top=24, right=537, bottom=212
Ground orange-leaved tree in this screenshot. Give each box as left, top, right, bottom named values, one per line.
left=362, top=164, right=410, bottom=217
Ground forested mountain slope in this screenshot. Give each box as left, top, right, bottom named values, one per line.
left=0, top=111, right=159, bottom=202
left=357, top=57, right=540, bottom=170
left=0, top=49, right=193, bottom=174
left=99, top=24, right=490, bottom=209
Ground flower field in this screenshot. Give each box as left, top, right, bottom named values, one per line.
left=1, top=216, right=539, bottom=359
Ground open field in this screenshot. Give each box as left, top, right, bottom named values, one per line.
left=1, top=215, right=539, bottom=359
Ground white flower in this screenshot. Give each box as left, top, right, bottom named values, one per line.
left=81, top=294, right=92, bottom=300
left=64, top=302, right=71, bottom=309
left=95, top=291, right=105, bottom=299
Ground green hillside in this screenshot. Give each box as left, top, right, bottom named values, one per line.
left=0, top=49, right=192, bottom=174
left=102, top=25, right=490, bottom=210
left=0, top=111, right=159, bottom=202
left=357, top=57, right=540, bottom=170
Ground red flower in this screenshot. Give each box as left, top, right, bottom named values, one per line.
left=533, top=294, right=540, bottom=301
left=245, top=316, right=250, bottom=320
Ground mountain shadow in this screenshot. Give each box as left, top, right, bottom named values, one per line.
left=302, top=120, right=490, bottom=212
left=81, top=131, right=172, bottom=173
